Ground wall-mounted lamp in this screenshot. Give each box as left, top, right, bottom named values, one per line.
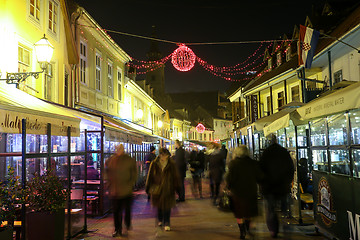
left=0, top=34, right=54, bottom=85
left=157, top=120, right=163, bottom=128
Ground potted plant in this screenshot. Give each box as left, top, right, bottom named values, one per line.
left=26, top=170, right=67, bottom=240
left=0, top=166, right=28, bottom=240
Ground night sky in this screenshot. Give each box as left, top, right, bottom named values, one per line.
left=74, top=0, right=325, bottom=94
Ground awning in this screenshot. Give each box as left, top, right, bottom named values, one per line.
left=263, top=109, right=305, bottom=136
left=253, top=108, right=295, bottom=131
left=297, top=81, right=360, bottom=120
left=0, top=84, right=80, bottom=136
left=187, top=140, right=213, bottom=147
left=103, top=117, right=143, bottom=145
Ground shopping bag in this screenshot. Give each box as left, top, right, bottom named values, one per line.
left=218, top=189, right=233, bottom=212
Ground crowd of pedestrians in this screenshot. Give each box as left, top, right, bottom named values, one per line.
left=105, top=135, right=296, bottom=239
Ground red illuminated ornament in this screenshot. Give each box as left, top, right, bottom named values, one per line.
left=171, top=44, right=196, bottom=72
left=195, top=123, right=205, bottom=133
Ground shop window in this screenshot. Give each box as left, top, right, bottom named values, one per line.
left=285, top=123, right=296, bottom=148
left=95, top=52, right=101, bottom=91
left=328, top=114, right=347, bottom=146
left=333, top=69, right=343, bottom=85
left=351, top=149, right=360, bottom=178
left=18, top=45, right=31, bottom=73
left=286, top=47, right=291, bottom=62
left=277, top=91, right=285, bottom=109
left=312, top=149, right=328, bottom=172
left=297, top=124, right=308, bottom=147
left=276, top=52, right=282, bottom=66
left=310, top=118, right=327, bottom=146
left=107, top=60, right=113, bottom=98
left=29, top=0, right=41, bottom=22
left=48, top=0, right=58, bottom=35
left=277, top=129, right=286, bottom=147
left=350, top=110, right=360, bottom=144
left=79, top=41, right=87, bottom=84
left=204, top=134, right=207, bottom=141
left=117, top=69, right=122, bottom=101
left=330, top=149, right=350, bottom=175
left=291, top=85, right=300, bottom=102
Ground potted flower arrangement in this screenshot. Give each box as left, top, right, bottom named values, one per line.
left=26, top=170, right=67, bottom=240
left=0, top=167, right=28, bottom=240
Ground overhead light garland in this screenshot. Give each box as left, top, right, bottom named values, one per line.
left=78, top=24, right=295, bottom=82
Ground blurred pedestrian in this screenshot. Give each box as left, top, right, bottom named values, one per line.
left=259, top=134, right=294, bottom=238
left=174, top=140, right=186, bottom=202
left=208, top=142, right=225, bottom=205
left=87, top=159, right=100, bottom=180
left=226, top=145, right=263, bottom=239
left=189, top=146, right=205, bottom=198
left=144, top=146, right=157, bottom=200
left=105, top=144, right=138, bottom=237
left=145, top=148, right=181, bottom=231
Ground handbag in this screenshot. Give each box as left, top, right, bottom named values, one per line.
left=218, top=189, right=233, bottom=212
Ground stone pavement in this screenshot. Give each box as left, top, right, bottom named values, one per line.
left=75, top=179, right=327, bottom=240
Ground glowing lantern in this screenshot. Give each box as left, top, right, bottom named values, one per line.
left=195, top=123, right=205, bottom=133
left=171, top=44, right=196, bottom=71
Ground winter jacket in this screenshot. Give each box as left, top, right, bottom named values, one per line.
left=105, top=153, right=137, bottom=198
left=145, top=157, right=181, bottom=210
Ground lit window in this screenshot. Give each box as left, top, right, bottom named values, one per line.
left=286, top=47, right=291, bottom=62
left=45, top=63, right=54, bottom=100
left=277, top=91, right=285, bottom=108
left=30, top=0, right=40, bottom=21
left=277, top=52, right=282, bottom=66
left=48, top=0, right=58, bottom=34
left=117, top=69, right=122, bottom=101
left=18, top=45, right=31, bottom=73
left=291, top=86, right=300, bottom=102
left=95, top=52, right=101, bottom=91
left=107, top=60, right=113, bottom=98
left=334, top=70, right=343, bottom=85
left=79, top=41, right=87, bottom=84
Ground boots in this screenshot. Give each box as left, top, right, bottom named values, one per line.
left=245, top=220, right=254, bottom=238
left=238, top=223, right=246, bottom=239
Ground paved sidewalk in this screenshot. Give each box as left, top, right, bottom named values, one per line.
left=75, top=179, right=326, bottom=240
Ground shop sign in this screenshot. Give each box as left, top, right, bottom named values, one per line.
left=347, top=211, right=360, bottom=240
left=317, top=177, right=337, bottom=226
left=0, top=109, right=79, bottom=136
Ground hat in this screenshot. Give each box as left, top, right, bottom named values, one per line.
left=150, top=146, right=156, bottom=152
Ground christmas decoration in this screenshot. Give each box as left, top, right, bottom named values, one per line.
left=171, top=44, right=196, bottom=72
left=196, top=123, right=205, bottom=133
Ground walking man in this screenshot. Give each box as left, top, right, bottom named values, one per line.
left=174, top=140, right=186, bottom=202
left=105, top=144, right=138, bottom=237
left=259, top=134, right=294, bottom=238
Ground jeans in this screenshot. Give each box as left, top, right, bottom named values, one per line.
left=112, top=195, right=133, bottom=231
left=264, top=194, right=290, bottom=235
left=158, top=208, right=171, bottom=226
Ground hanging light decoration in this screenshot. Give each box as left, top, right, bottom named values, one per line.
left=195, top=123, right=205, bottom=133
left=171, top=44, right=196, bottom=72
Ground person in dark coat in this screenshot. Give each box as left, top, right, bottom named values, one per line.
left=208, top=142, right=225, bottom=205
left=259, top=134, right=294, bottom=238
left=145, top=148, right=181, bottom=231
left=226, top=145, right=263, bottom=239
left=144, top=146, right=157, bottom=200
left=298, top=158, right=312, bottom=193
left=87, top=160, right=100, bottom=180
left=105, top=144, right=138, bottom=237
left=189, top=147, right=205, bottom=198
left=174, top=140, right=186, bottom=202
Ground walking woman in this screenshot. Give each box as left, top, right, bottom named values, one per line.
left=145, top=148, right=180, bottom=231
left=226, top=145, right=263, bottom=239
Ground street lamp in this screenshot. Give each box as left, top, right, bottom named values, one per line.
left=0, top=34, right=54, bottom=85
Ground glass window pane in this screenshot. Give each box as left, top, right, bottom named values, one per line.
left=328, top=114, right=347, bottom=145
left=277, top=128, right=286, bottom=147
left=330, top=149, right=350, bottom=175
left=51, top=135, right=68, bottom=153
left=312, top=149, right=328, bottom=172
left=27, top=158, right=47, bottom=180
left=297, top=124, right=308, bottom=147
left=350, top=110, right=360, bottom=144
left=286, top=122, right=296, bottom=148
left=352, top=149, right=360, bottom=178
left=310, top=119, right=327, bottom=146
